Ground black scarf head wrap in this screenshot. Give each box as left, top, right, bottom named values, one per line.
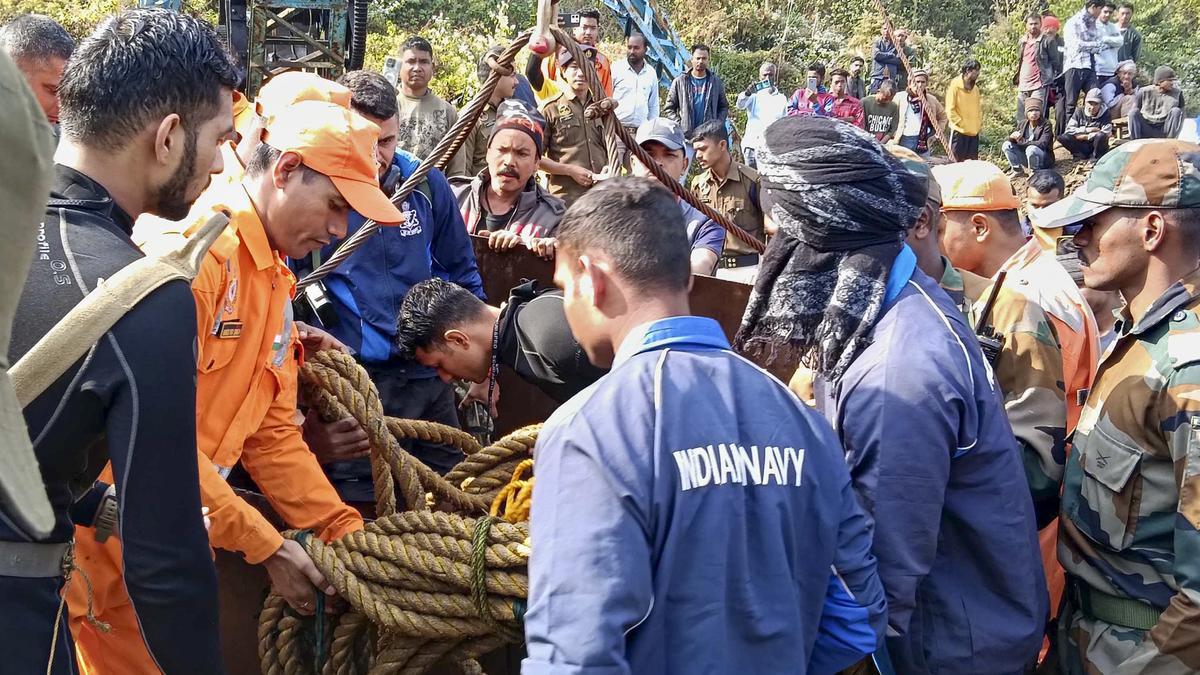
left=734, top=116, right=928, bottom=381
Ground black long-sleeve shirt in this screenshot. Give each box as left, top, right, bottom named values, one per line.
left=5, top=165, right=224, bottom=674
left=497, top=282, right=607, bottom=402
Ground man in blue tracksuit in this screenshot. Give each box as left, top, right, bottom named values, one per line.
left=524, top=177, right=887, bottom=674
left=296, top=71, right=484, bottom=490
left=738, top=116, right=1047, bottom=674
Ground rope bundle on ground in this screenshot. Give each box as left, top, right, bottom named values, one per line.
left=258, top=350, right=538, bottom=674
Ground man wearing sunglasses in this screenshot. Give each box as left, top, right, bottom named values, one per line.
left=1031, top=139, right=1200, bottom=675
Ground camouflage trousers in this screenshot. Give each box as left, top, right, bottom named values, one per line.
left=1058, top=601, right=1191, bottom=675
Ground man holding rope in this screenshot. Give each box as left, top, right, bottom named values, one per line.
left=68, top=100, right=394, bottom=673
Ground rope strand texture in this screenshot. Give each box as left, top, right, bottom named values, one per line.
left=259, top=349, right=536, bottom=674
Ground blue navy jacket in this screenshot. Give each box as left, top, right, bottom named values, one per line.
left=524, top=316, right=887, bottom=675
left=817, top=254, right=1047, bottom=675
left=301, top=150, right=485, bottom=370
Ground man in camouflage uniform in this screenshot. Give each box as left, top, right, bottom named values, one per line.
left=1033, top=139, right=1200, bottom=674
left=928, top=161, right=1070, bottom=524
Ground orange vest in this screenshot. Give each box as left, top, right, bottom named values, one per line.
left=183, top=182, right=362, bottom=563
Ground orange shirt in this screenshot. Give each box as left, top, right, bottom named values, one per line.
left=1001, top=240, right=1100, bottom=431
left=174, top=182, right=362, bottom=563
left=538, top=50, right=614, bottom=102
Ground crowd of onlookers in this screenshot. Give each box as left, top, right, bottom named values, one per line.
left=5, top=6, right=1200, bottom=675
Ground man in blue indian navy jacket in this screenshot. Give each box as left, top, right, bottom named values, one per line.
left=295, top=71, right=484, bottom=488
left=737, top=115, right=1047, bottom=674
left=523, top=177, right=887, bottom=675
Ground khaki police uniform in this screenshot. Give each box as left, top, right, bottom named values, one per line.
left=540, top=90, right=606, bottom=207
left=689, top=161, right=764, bottom=282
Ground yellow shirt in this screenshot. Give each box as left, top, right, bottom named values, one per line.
left=945, top=75, right=982, bottom=136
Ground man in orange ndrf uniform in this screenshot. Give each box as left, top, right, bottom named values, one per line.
left=69, top=99, right=403, bottom=674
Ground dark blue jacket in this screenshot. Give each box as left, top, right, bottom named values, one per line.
left=524, top=315, right=887, bottom=675
left=301, top=150, right=484, bottom=370
left=818, top=257, right=1047, bottom=675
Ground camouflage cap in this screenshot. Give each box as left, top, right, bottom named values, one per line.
left=1031, top=139, right=1200, bottom=230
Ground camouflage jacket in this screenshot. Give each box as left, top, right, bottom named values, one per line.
left=940, top=258, right=1068, bottom=514
left=1058, top=270, right=1200, bottom=673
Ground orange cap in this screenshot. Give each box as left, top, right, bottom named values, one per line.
left=931, top=160, right=1021, bottom=212
left=264, top=100, right=403, bottom=224
left=254, top=72, right=352, bottom=125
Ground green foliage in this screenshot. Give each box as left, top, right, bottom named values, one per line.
left=5, top=0, right=1198, bottom=159
left=364, top=3, right=522, bottom=105
left=0, top=0, right=216, bottom=37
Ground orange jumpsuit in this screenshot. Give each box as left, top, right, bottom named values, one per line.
left=69, top=181, right=363, bottom=674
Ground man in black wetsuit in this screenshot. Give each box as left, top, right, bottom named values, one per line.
left=397, top=277, right=607, bottom=411
left=4, top=10, right=238, bottom=674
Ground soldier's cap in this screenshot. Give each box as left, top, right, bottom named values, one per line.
left=885, top=144, right=941, bottom=206
left=1031, top=139, right=1200, bottom=231
left=931, top=160, right=1020, bottom=212
left=557, top=44, right=597, bottom=68
left=263, top=100, right=404, bottom=224
left=1084, top=88, right=1103, bottom=104
left=255, top=72, right=352, bottom=126
left=488, top=99, right=546, bottom=156
left=636, top=117, right=686, bottom=152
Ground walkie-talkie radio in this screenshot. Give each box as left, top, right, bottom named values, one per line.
left=973, top=270, right=1008, bottom=366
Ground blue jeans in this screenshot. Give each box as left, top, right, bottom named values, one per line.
left=899, top=135, right=928, bottom=157
left=1002, top=141, right=1048, bottom=170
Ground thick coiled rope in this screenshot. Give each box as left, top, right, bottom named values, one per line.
left=258, top=349, right=537, bottom=674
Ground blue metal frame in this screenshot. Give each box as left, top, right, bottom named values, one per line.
left=599, top=0, right=688, bottom=89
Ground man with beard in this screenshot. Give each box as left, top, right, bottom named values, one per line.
left=67, top=101, right=397, bottom=673
left=1033, top=139, right=1200, bottom=675
left=453, top=100, right=564, bottom=257
left=395, top=36, right=466, bottom=177
left=665, top=44, right=728, bottom=137
left=737, top=116, right=1046, bottom=674
left=1100, top=60, right=1138, bottom=120
left=6, top=10, right=235, bottom=674
left=848, top=56, right=868, bottom=100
